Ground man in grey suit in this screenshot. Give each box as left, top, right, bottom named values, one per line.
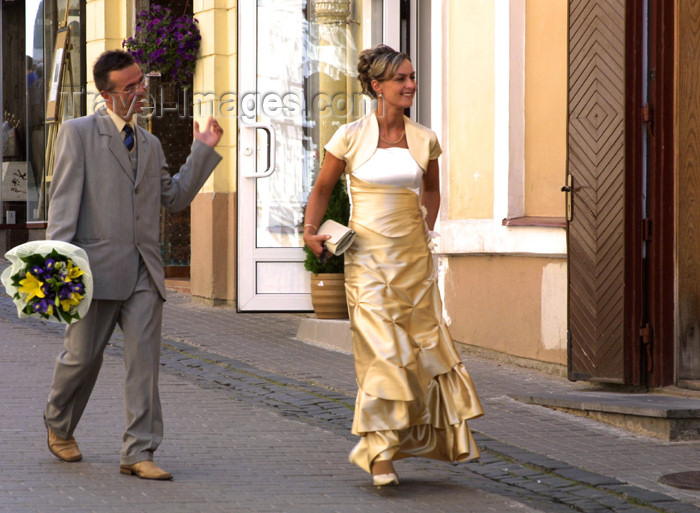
left=43, top=50, right=223, bottom=480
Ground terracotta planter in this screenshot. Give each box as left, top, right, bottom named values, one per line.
left=309, top=273, right=349, bottom=319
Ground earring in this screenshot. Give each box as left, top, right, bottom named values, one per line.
left=378, top=92, right=383, bottom=99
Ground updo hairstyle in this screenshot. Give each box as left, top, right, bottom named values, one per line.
left=357, top=44, right=411, bottom=99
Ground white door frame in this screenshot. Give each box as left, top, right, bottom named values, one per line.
left=383, top=0, right=401, bottom=49
left=237, top=1, right=312, bottom=311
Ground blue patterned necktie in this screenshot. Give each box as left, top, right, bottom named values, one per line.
left=122, top=124, right=134, bottom=152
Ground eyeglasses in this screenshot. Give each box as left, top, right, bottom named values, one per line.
left=109, top=75, right=148, bottom=94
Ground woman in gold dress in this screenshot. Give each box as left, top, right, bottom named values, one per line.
left=303, top=44, right=483, bottom=487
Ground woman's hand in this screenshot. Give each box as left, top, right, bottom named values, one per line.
left=302, top=151, right=346, bottom=258
left=303, top=231, right=331, bottom=258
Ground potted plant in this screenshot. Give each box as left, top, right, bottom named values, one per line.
left=122, top=4, right=201, bottom=87
left=304, top=177, right=351, bottom=319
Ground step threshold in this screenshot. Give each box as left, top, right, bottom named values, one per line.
left=510, top=391, right=700, bottom=441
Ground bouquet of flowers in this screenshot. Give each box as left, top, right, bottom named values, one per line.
left=1, top=241, right=93, bottom=324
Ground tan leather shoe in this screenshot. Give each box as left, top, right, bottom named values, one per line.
left=46, top=425, right=82, bottom=462
left=120, top=460, right=173, bottom=480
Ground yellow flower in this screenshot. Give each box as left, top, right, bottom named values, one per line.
left=64, top=260, right=85, bottom=282
left=60, top=292, right=83, bottom=312
left=18, top=272, right=45, bottom=301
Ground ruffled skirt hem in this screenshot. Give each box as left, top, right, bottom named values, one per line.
left=352, top=363, right=483, bottom=434
left=348, top=421, right=481, bottom=474
left=348, top=363, right=483, bottom=474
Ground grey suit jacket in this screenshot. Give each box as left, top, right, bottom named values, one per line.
left=47, top=109, right=222, bottom=300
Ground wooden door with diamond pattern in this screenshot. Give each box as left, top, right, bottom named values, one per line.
left=567, top=0, right=635, bottom=383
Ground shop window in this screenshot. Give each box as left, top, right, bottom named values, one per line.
left=1, top=0, right=84, bottom=237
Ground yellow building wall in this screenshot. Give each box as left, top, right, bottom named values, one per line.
left=190, top=0, right=237, bottom=302
left=448, top=0, right=494, bottom=220
left=442, top=0, right=568, bottom=369
left=524, top=0, right=567, bottom=217
left=445, top=256, right=567, bottom=367
left=193, top=0, right=236, bottom=195
left=85, top=0, right=132, bottom=105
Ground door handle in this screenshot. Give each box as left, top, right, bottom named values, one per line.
left=562, top=175, right=573, bottom=221
left=242, top=122, right=276, bottom=178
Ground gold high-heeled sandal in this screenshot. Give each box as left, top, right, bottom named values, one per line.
left=373, top=472, right=399, bottom=487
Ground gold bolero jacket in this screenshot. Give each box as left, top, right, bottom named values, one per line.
left=324, top=110, right=442, bottom=172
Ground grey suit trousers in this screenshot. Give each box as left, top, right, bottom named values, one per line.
left=44, top=263, right=164, bottom=465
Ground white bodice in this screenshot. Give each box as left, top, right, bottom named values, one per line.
left=352, top=148, right=423, bottom=195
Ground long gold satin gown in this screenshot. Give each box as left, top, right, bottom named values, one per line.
left=344, top=164, right=484, bottom=474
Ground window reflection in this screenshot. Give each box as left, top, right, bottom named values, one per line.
left=255, top=0, right=362, bottom=249
left=28, top=0, right=83, bottom=223
left=0, top=0, right=83, bottom=231
left=27, top=0, right=45, bottom=222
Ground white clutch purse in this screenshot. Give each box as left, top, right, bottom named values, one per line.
left=318, top=219, right=356, bottom=256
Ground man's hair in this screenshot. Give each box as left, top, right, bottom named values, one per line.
left=93, top=50, right=136, bottom=92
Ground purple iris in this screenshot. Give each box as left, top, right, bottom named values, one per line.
left=72, top=283, right=84, bottom=294
left=31, top=265, right=43, bottom=276
left=33, top=298, right=52, bottom=314
left=59, top=286, right=73, bottom=300
left=42, top=258, right=57, bottom=280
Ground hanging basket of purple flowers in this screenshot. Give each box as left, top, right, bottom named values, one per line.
left=122, top=4, right=201, bottom=86
left=1, top=241, right=93, bottom=324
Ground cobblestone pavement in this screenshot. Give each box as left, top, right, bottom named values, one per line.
left=1, top=264, right=699, bottom=512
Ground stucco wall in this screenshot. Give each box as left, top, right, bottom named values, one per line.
left=524, top=0, right=567, bottom=217
left=440, top=0, right=568, bottom=369
left=191, top=1, right=238, bottom=301
left=443, top=255, right=567, bottom=366
left=447, top=0, right=494, bottom=220
left=85, top=0, right=132, bottom=107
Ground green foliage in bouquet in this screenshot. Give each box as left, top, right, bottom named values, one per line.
left=303, top=177, right=350, bottom=274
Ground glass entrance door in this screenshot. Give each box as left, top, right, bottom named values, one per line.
left=237, top=0, right=363, bottom=311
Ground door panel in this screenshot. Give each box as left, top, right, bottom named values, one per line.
left=237, top=1, right=314, bottom=311
left=237, top=0, right=362, bottom=311
left=676, top=0, right=700, bottom=385
left=567, top=0, right=628, bottom=383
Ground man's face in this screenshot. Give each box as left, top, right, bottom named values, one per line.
left=101, top=63, right=147, bottom=120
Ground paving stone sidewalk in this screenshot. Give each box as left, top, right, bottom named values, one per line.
left=1, top=259, right=699, bottom=512
left=0, top=290, right=571, bottom=513
left=156, top=291, right=700, bottom=511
